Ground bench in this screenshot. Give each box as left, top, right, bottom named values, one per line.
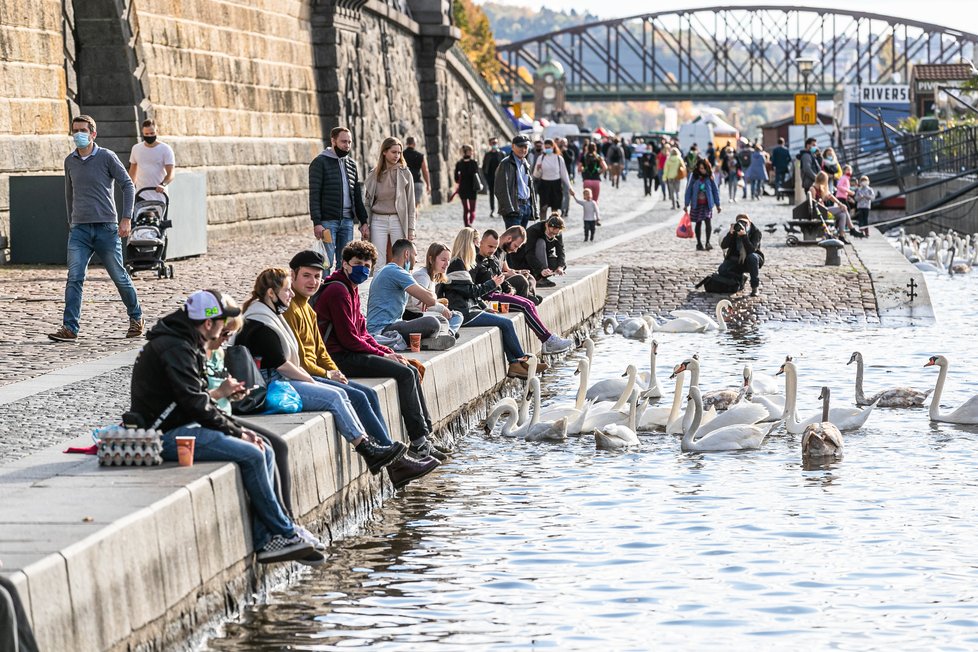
left=785, top=197, right=832, bottom=246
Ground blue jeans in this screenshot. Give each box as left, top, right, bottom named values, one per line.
left=314, top=377, right=392, bottom=445
left=161, top=424, right=294, bottom=550
left=774, top=169, right=788, bottom=196
left=263, top=369, right=366, bottom=443
left=751, top=178, right=764, bottom=199
left=503, top=201, right=533, bottom=229
left=64, top=222, right=142, bottom=333
left=320, top=218, right=355, bottom=271
left=466, top=311, right=526, bottom=363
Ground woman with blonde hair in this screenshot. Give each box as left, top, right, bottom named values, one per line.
left=663, top=146, right=686, bottom=209
left=364, top=137, right=417, bottom=270
left=404, top=242, right=464, bottom=332
left=809, top=171, right=856, bottom=242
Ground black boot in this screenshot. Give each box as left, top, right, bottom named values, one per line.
left=355, top=439, right=407, bottom=475
left=387, top=454, right=440, bottom=490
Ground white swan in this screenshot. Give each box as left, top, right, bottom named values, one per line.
left=669, top=299, right=734, bottom=332
left=744, top=364, right=781, bottom=396
left=777, top=358, right=877, bottom=433
left=802, top=386, right=844, bottom=460
left=582, top=386, right=640, bottom=432
left=742, top=388, right=785, bottom=422
left=637, top=370, right=686, bottom=430
left=674, top=357, right=741, bottom=412
left=485, top=398, right=520, bottom=433
left=583, top=337, right=594, bottom=367
left=603, top=316, right=651, bottom=340
left=924, top=355, right=978, bottom=424
left=692, top=398, right=769, bottom=438
left=594, top=423, right=640, bottom=451
left=652, top=316, right=708, bottom=333
left=848, top=351, right=931, bottom=408
left=586, top=340, right=661, bottom=401
left=541, top=358, right=590, bottom=417
left=682, top=387, right=773, bottom=452
left=490, top=378, right=569, bottom=441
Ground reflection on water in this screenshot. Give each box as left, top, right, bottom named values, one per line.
left=206, top=271, right=978, bottom=650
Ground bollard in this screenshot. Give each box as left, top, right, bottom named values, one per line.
left=819, top=238, right=844, bottom=266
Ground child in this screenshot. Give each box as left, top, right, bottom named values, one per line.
left=570, top=186, right=601, bottom=242
left=854, top=175, right=874, bottom=236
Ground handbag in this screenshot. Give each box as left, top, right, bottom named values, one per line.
left=475, top=170, right=486, bottom=194
left=676, top=212, right=694, bottom=238
left=676, top=164, right=687, bottom=180
left=225, top=345, right=269, bottom=415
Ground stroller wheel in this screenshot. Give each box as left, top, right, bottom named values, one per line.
left=167, top=265, right=174, bottom=279
left=157, top=266, right=166, bottom=279
left=125, top=265, right=134, bottom=276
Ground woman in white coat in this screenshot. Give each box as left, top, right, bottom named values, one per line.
left=363, top=137, right=418, bottom=270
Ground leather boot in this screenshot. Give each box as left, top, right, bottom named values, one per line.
left=355, top=439, right=407, bottom=475
left=387, top=454, right=440, bottom=490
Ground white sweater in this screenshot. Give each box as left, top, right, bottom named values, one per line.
left=534, top=153, right=570, bottom=187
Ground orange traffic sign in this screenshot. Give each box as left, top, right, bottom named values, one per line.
left=794, top=93, right=817, bottom=125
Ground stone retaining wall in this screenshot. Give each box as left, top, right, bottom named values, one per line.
left=0, top=265, right=608, bottom=652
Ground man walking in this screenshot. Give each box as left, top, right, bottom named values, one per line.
left=481, top=137, right=504, bottom=217
left=770, top=137, right=791, bottom=200
left=128, top=119, right=175, bottom=202
left=309, top=126, right=368, bottom=271
left=494, top=134, right=537, bottom=229
left=49, top=114, right=143, bottom=342
left=403, top=136, right=430, bottom=213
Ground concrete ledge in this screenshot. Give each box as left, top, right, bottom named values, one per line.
left=0, top=265, right=608, bottom=651
left=850, top=230, right=935, bottom=326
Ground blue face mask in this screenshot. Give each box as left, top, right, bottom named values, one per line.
left=73, top=132, right=91, bottom=149
left=544, top=147, right=553, bottom=154
left=810, top=146, right=818, bottom=154
left=348, top=264, right=370, bottom=284
left=403, top=260, right=412, bottom=272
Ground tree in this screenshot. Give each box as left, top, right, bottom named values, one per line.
left=453, top=0, right=499, bottom=80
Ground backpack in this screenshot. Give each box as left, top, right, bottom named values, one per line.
left=695, top=272, right=745, bottom=295
left=224, top=345, right=268, bottom=415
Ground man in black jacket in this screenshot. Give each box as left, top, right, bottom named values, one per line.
left=309, top=126, right=368, bottom=271
left=130, top=290, right=316, bottom=564
left=510, top=216, right=566, bottom=287
left=494, top=134, right=538, bottom=229
left=718, top=214, right=764, bottom=297
left=797, top=137, right=821, bottom=193
left=481, top=137, right=504, bottom=217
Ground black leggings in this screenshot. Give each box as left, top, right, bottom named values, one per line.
left=584, top=221, right=596, bottom=241
left=695, top=219, right=712, bottom=246
left=237, top=418, right=294, bottom=519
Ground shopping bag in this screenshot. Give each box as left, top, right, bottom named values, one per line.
left=261, top=380, right=302, bottom=415
left=313, top=231, right=335, bottom=270
left=676, top=212, right=694, bottom=238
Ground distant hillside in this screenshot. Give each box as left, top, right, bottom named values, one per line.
left=480, top=3, right=599, bottom=44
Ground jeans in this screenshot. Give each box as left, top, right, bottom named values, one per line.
left=466, top=311, right=526, bottom=363
left=486, top=180, right=496, bottom=213
left=727, top=173, right=739, bottom=201
left=320, top=218, right=355, bottom=271
left=382, top=315, right=442, bottom=340
left=161, top=424, right=294, bottom=550
left=64, top=222, right=142, bottom=334
left=262, top=369, right=367, bottom=443
left=369, top=213, right=404, bottom=270
left=314, top=377, right=392, bottom=445
left=666, top=179, right=681, bottom=206
left=719, top=253, right=761, bottom=289
left=504, top=201, right=533, bottom=229
left=751, top=178, right=764, bottom=199
left=584, top=221, right=596, bottom=241
left=237, top=419, right=294, bottom=517
left=774, top=169, right=788, bottom=197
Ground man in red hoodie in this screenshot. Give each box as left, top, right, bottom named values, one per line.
left=314, top=240, right=448, bottom=461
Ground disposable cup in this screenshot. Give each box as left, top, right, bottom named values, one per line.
left=409, top=333, right=422, bottom=352
left=500, top=302, right=510, bottom=314
left=176, top=436, right=196, bottom=467
left=491, top=301, right=500, bottom=312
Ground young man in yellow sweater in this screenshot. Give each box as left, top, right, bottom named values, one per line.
left=284, top=250, right=439, bottom=486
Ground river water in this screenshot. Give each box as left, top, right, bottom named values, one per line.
left=206, top=262, right=978, bottom=651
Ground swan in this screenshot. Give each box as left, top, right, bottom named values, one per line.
left=674, top=357, right=741, bottom=412
left=509, top=374, right=593, bottom=434
left=490, top=378, right=569, bottom=441
left=742, top=388, right=785, bottom=422
left=637, top=369, right=686, bottom=430
left=682, top=387, right=773, bottom=452
left=586, top=340, right=662, bottom=401
left=923, top=355, right=978, bottom=424
left=485, top=398, right=521, bottom=433
left=777, top=358, right=877, bottom=433
left=583, top=337, right=594, bottom=367
left=669, top=299, right=734, bottom=332
left=651, top=316, right=708, bottom=333
left=594, top=423, right=640, bottom=451
left=663, top=364, right=717, bottom=434
left=802, top=387, right=844, bottom=460
left=692, top=398, right=768, bottom=438
left=541, top=358, right=590, bottom=417
left=582, top=386, right=640, bottom=432
left=603, top=316, right=651, bottom=340
left=744, top=364, right=781, bottom=396
left=848, top=351, right=931, bottom=407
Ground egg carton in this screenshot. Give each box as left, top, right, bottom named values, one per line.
left=96, top=427, right=164, bottom=466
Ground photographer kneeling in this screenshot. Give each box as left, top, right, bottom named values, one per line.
left=719, top=214, right=764, bottom=297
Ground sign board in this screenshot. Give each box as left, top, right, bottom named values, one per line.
left=512, top=102, right=522, bottom=118
left=794, top=93, right=817, bottom=125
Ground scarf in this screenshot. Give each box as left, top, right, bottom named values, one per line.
left=243, top=300, right=301, bottom=368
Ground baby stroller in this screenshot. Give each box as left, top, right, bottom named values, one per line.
left=125, top=187, right=174, bottom=279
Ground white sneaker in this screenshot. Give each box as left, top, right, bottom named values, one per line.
left=295, top=524, right=326, bottom=552
left=542, top=335, right=573, bottom=355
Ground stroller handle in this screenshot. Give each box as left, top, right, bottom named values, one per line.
left=134, top=186, right=171, bottom=207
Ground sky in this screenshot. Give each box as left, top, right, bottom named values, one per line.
left=478, top=0, right=978, bottom=35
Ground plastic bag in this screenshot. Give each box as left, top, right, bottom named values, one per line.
left=261, top=380, right=303, bottom=415
left=676, top=212, right=694, bottom=238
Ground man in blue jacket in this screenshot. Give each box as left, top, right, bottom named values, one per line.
left=770, top=137, right=792, bottom=200
left=49, top=114, right=143, bottom=342
left=309, top=126, right=368, bottom=271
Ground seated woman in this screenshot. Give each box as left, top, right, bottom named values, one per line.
left=438, top=227, right=544, bottom=379
left=404, top=241, right=464, bottom=334
left=810, top=171, right=857, bottom=242
left=234, top=267, right=406, bottom=475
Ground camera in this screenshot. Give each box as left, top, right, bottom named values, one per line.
left=733, top=221, right=746, bottom=233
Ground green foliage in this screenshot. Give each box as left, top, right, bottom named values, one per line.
left=480, top=2, right=599, bottom=43
left=453, top=0, right=499, bottom=80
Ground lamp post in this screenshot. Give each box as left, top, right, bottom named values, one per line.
left=796, top=57, right=816, bottom=143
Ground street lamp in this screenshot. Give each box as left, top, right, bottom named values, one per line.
left=796, top=57, right=816, bottom=142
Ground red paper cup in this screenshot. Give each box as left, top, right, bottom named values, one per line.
left=500, top=302, right=509, bottom=314
left=176, top=436, right=196, bottom=467
left=409, top=333, right=422, bottom=352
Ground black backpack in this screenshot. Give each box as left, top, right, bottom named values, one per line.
left=696, top=272, right=745, bottom=294
left=224, top=345, right=268, bottom=415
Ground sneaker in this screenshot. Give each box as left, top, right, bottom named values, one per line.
left=704, top=243, right=713, bottom=251
left=387, top=454, right=440, bottom=489
left=750, top=286, right=759, bottom=298
left=542, top=334, right=573, bottom=355
left=355, top=439, right=407, bottom=475
left=536, top=277, right=556, bottom=288
left=256, top=534, right=314, bottom=564
left=409, top=440, right=447, bottom=462
left=47, top=326, right=78, bottom=342
left=432, top=441, right=453, bottom=457
left=696, top=243, right=704, bottom=251
left=296, top=550, right=327, bottom=566
left=294, top=524, right=326, bottom=552
left=126, top=318, right=144, bottom=338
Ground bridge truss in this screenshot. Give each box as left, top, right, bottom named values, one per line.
left=494, top=6, right=978, bottom=102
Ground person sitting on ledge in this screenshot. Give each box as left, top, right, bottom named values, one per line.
left=129, top=289, right=317, bottom=565
left=719, top=214, right=764, bottom=298
left=283, top=250, right=439, bottom=488
left=509, top=214, right=567, bottom=287
left=314, top=241, right=449, bottom=462
left=403, top=241, right=465, bottom=333
left=234, top=268, right=409, bottom=474
left=366, top=238, right=457, bottom=346
left=440, top=227, right=545, bottom=379
left=473, top=229, right=573, bottom=355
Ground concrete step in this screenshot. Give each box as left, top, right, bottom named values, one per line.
left=89, top=120, right=138, bottom=139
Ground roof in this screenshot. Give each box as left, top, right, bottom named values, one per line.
left=758, top=112, right=834, bottom=128
left=693, top=112, right=739, bottom=134
left=535, top=60, right=565, bottom=79
left=911, top=63, right=977, bottom=81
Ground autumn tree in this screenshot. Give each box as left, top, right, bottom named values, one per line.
left=452, top=0, right=499, bottom=80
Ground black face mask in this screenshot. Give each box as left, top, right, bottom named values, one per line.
left=272, top=297, right=289, bottom=314
left=335, top=147, right=350, bottom=158
left=143, top=135, right=157, bottom=144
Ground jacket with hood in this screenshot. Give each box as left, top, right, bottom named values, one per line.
left=437, top=258, right=497, bottom=322
left=309, top=147, right=368, bottom=226
left=493, top=153, right=538, bottom=220
left=314, top=268, right=392, bottom=357
left=130, top=310, right=243, bottom=438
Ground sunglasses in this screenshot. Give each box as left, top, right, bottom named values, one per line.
left=219, top=330, right=234, bottom=339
